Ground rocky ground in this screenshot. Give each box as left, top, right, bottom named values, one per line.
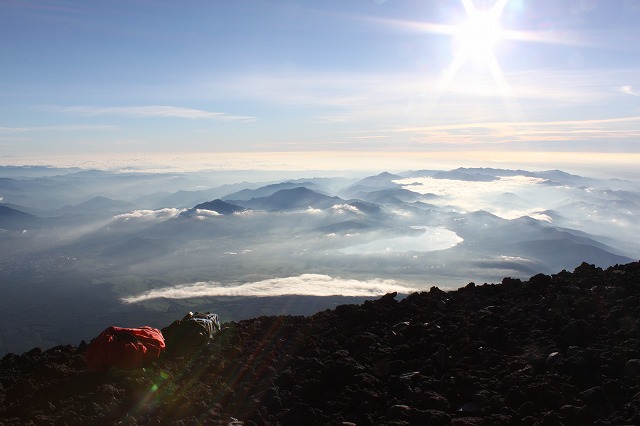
left=2, top=261, right=640, bottom=425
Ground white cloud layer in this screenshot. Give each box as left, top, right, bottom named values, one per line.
left=394, top=175, right=554, bottom=220
left=122, top=274, right=420, bottom=303
left=193, top=209, right=222, bottom=219
left=331, top=204, right=361, bottom=214
left=397, top=175, right=544, bottom=194
left=114, top=208, right=184, bottom=221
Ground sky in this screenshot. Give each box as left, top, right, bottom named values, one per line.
left=1, top=0, right=640, bottom=171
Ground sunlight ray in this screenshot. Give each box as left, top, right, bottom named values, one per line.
left=486, top=53, right=522, bottom=121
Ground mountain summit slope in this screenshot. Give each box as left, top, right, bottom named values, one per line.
left=0, top=205, right=38, bottom=229
left=234, top=187, right=342, bottom=211
left=189, top=199, right=247, bottom=215
left=2, top=261, right=640, bottom=425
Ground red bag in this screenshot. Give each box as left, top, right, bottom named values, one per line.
left=86, top=326, right=165, bottom=371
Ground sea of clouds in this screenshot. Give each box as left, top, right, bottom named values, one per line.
left=395, top=175, right=548, bottom=219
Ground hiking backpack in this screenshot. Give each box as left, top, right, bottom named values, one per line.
left=161, top=312, right=221, bottom=354
left=85, top=326, right=166, bottom=371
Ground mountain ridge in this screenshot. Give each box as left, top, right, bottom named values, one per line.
left=231, top=187, right=342, bottom=211
left=187, top=199, right=248, bottom=216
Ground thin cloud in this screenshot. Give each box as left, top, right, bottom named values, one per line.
left=354, top=16, right=456, bottom=36
left=0, top=126, right=28, bottom=133
left=350, top=135, right=389, bottom=140
left=388, top=116, right=640, bottom=145
left=122, top=274, right=420, bottom=303
left=503, top=28, right=607, bottom=48
left=5, top=124, right=120, bottom=132
left=356, top=15, right=603, bottom=48
left=620, top=85, right=640, bottom=96
left=53, top=105, right=256, bottom=122
left=203, top=68, right=621, bottom=129
left=207, top=72, right=421, bottom=108
left=36, top=124, right=119, bottom=131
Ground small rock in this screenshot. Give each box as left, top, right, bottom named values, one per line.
left=546, top=352, right=562, bottom=369
left=624, top=359, right=640, bottom=377
left=416, top=390, right=450, bottom=411
left=457, top=402, right=481, bottom=413
left=580, top=386, right=605, bottom=405
left=472, top=391, right=491, bottom=407
left=386, top=404, right=411, bottom=420
left=529, top=273, right=552, bottom=286
left=436, top=299, right=448, bottom=311
left=561, top=319, right=593, bottom=346
left=541, top=410, right=562, bottom=425
left=518, top=401, right=536, bottom=417
left=566, top=346, right=582, bottom=357
left=410, top=409, right=451, bottom=426
left=435, top=344, right=451, bottom=371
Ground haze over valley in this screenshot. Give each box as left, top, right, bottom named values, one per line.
left=0, top=165, right=637, bottom=355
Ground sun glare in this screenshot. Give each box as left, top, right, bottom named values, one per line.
left=434, top=0, right=516, bottom=117
left=454, top=8, right=504, bottom=65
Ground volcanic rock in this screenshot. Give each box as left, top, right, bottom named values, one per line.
left=2, top=261, right=640, bottom=424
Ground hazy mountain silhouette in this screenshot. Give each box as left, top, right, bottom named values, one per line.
left=360, top=171, right=401, bottom=182
left=340, top=172, right=403, bottom=198
left=432, top=169, right=498, bottom=181
left=345, top=188, right=424, bottom=205
left=316, top=219, right=374, bottom=234
left=446, top=211, right=633, bottom=273
left=185, top=199, right=248, bottom=215
left=0, top=205, right=38, bottom=229
left=51, top=196, right=134, bottom=218
left=222, top=181, right=324, bottom=201
left=232, top=187, right=342, bottom=211
left=138, top=182, right=264, bottom=209
left=0, top=205, right=34, bottom=219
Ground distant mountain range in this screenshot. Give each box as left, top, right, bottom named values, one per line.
left=52, top=196, right=134, bottom=218
left=230, top=187, right=342, bottom=211
left=222, top=181, right=325, bottom=201
left=0, top=165, right=638, bottom=355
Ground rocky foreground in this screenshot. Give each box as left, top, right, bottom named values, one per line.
left=2, top=262, right=640, bottom=425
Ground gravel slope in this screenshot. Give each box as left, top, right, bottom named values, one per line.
left=2, top=261, right=640, bottom=425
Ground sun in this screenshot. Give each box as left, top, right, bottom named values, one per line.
left=437, top=0, right=511, bottom=99
left=453, top=5, right=504, bottom=65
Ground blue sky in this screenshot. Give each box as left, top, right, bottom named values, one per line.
left=1, top=0, right=639, bottom=169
